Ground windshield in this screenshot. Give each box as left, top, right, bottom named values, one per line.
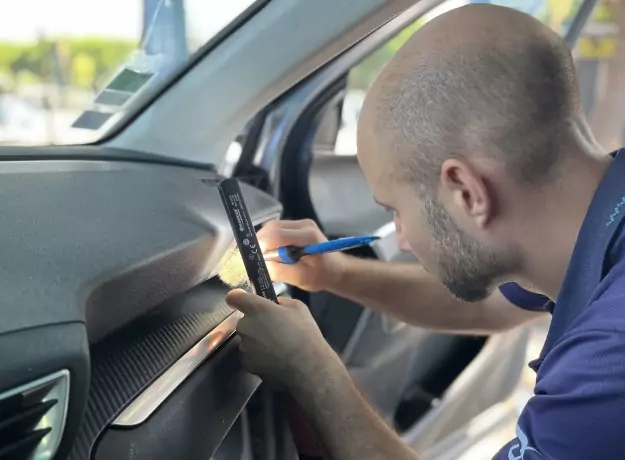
left=0, top=0, right=260, bottom=146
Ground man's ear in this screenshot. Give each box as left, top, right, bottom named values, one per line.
left=439, top=158, right=492, bottom=228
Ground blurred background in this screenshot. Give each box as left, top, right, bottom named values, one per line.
left=0, top=0, right=623, bottom=152
left=0, top=0, right=256, bottom=145
left=1, top=0, right=623, bottom=152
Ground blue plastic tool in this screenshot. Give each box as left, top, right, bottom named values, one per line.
left=264, top=235, right=380, bottom=264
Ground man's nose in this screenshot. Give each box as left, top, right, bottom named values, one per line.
left=397, top=234, right=412, bottom=252
left=394, top=218, right=412, bottom=252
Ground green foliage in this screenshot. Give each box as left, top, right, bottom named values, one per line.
left=0, top=37, right=136, bottom=91
left=72, top=53, right=97, bottom=88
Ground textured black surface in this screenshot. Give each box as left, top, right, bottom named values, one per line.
left=0, top=156, right=280, bottom=340
left=69, top=281, right=233, bottom=460
left=94, top=337, right=261, bottom=460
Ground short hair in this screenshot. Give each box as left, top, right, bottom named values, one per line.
left=370, top=5, right=580, bottom=193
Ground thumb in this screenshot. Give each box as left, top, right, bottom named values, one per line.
left=226, top=290, right=276, bottom=315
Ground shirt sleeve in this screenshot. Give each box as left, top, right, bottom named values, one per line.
left=498, top=282, right=550, bottom=312
left=491, top=327, right=625, bottom=460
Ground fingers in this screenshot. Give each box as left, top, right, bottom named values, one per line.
left=226, top=290, right=278, bottom=315
left=278, top=296, right=305, bottom=310
left=237, top=341, right=256, bottom=375
left=259, top=227, right=324, bottom=252
left=236, top=315, right=255, bottom=337
left=265, top=260, right=301, bottom=285
left=262, top=219, right=317, bottom=231
left=226, top=290, right=302, bottom=315
left=258, top=220, right=325, bottom=251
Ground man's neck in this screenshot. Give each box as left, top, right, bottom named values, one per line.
left=518, top=153, right=612, bottom=300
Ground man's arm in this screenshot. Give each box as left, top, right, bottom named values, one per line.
left=328, top=255, right=546, bottom=334
left=291, top=358, right=420, bottom=460
left=229, top=291, right=421, bottom=460
left=260, top=219, right=548, bottom=335
left=229, top=291, right=625, bottom=460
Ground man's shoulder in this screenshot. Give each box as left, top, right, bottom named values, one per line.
left=544, top=282, right=625, bottom=378
left=598, top=259, right=625, bottom=300
left=575, top=264, right=625, bottom=333
left=491, top=323, right=625, bottom=460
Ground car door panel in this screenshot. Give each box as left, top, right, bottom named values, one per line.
left=406, top=326, right=529, bottom=454
left=0, top=147, right=281, bottom=460
left=309, top=153, right=393, bottom=236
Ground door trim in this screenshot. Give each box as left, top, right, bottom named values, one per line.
left=112, top=311, right=243, bottom=427
left=113, top=283, right=287, bottom=427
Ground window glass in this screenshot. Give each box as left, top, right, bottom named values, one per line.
left=0, top=0, right=259, bottom=146
left=332, top=0, right=593, bottom=155
left=575, top=0, right=624, bottom=152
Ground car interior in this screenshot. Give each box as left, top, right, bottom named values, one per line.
left=0, top=0, right=597, bottom=459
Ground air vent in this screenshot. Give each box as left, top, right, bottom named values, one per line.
left=0, top=370, right=70, bottom=460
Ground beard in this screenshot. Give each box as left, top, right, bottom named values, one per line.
left=422, top=195, right=519, bottom=302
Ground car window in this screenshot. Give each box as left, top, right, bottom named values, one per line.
left=325, top=0, right=595, bottom=156
left=0, top=0, right=260, bottom=146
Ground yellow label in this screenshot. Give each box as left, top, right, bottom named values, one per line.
left=593, top=3, right=615, bottom=22
left=576, top=1, right=618, bottom=59
left=577, top=36, right=618, bottom=59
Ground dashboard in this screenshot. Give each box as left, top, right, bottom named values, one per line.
left=0, top=148, right=282, bottom=460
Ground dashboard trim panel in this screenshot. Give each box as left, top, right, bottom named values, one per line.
left=112, top=283, right=287, bottom=427
left=112, top=310, right=242, bottom=427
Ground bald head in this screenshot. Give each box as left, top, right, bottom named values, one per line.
left=359, top=4, right=580, bottom=193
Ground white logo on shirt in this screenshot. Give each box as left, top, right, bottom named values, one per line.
left=508, top=425, right=540, bottom=460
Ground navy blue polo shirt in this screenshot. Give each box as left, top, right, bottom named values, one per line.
left=499, top=282, right=550, bottom=312
left=490, top=150, right=625, bottom=459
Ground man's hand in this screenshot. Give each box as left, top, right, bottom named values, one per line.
left=227, top=290, right=422, bottom=460
left=258, top=219, right=346, bottom=292
left=226, top=289, right=343, bottom=388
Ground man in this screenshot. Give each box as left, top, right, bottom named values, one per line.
left=227, top=4, right=625, bottom=459
left=254, top=219, right=549, bottom=334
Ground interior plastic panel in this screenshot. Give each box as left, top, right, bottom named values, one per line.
left=70, top=282, right=236, bottom=460
left=309, top=153, right=393, bottom=236
left=93, top=337, right=260, bottom=460
left=0, top=147, right=282, bottom=460
left=0, top=149, right=280, bottom=340
left=0, top=322, right=89, bottom=460
left=405, top=326, right=530, bottom=452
